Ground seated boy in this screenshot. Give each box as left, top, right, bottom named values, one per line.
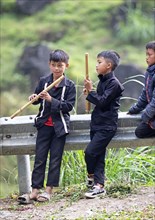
left=128, top=41, right=155, bottom=138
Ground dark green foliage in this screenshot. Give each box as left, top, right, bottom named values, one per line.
left=1, top=0, right=153, bottom=116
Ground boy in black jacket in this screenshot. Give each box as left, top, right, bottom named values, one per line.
left=84, top=50, right=124, bottom=198
left=18, top=49, right=76, bottom=203
left=128, top=41, right=155, bottom=138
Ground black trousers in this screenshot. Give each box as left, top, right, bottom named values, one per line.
left=31, top=126, right=66, bottom=189
left=135, top=122, right=155, bottom=138
left=84, top=129, right=116, bottom=186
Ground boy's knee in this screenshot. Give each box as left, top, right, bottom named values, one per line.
left=85, top=148, right=94, bottom=157
left=135, top=128, right=144, bottom=138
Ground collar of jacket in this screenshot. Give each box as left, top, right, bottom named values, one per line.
left=47, top=73, right=69, bottom=87
left=147, top=64, right=155, bottom=74
left=98, top=71, right=114, bottom=82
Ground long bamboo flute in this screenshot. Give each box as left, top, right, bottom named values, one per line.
left=85, top=53, right=91, bottom=113
left=10, top=75, right=65, bottom=119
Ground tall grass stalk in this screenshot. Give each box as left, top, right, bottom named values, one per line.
left=105, top=147, right=154, bottom=185
left=1, top=147, right=154, bottom=197
left=60, top=151, right=86, bottom=186
left=60, top=147, right=155, bottom=187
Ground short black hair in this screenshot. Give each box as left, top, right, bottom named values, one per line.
left=146, top=41, right=155, bottom=51
left=49, top=49, right=69, bottom=63
left=97, top=50, right=120, bottom=71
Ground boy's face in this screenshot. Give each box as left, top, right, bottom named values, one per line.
left=146, top=48, right=155, bottom=66
left=96, top=57, right=112, bottom=75
left=49, top=61, right=69, bottom=79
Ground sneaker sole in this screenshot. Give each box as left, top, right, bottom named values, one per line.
left=85, top=191, right=106, bottom=199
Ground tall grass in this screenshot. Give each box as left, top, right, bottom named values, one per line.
left=59, top=146, right=155, bottom=188
left=0, top=146, right=154, bottom=198
left=106, top=147, right=155, bottom=185
left=60, top=151, right=87, bottom=186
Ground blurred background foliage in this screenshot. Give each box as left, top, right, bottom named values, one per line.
left=0, top=0, right=154, bottom=116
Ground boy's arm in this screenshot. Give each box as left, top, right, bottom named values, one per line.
left=86, top=80, right=123, bottom=108
left=141, top=87, right=155, bottom=123
left=29, top=78, right=43, bottom=105
left=128, top=88, right=148, bottom=114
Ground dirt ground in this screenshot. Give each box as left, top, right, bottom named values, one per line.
left=0, top=186, right=154, bottom=220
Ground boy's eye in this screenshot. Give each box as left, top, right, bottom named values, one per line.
left=51, top=64, right=63, bottom=68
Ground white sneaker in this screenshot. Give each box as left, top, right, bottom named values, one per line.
left=85, top=185, right=106, bottom=199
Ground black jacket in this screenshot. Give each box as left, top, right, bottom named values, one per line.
left=128, top=64, right=155, bottom=129
left=33, top=73, right=76, bottom=137
left=86, top=72, right=124, bottom=131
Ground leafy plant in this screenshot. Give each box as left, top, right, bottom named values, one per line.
left=106, top=147, right=155, bottom=186
left=116, top=8, right=153, bottom=44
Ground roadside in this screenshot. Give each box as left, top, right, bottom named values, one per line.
left=0, top=186, right=154, bottom=220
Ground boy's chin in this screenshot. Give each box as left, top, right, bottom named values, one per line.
left=148, top=63, right=155, bottom=66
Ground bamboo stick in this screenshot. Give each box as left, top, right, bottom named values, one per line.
left=10, top=75, right=65, bottom=119
left=85, top=53, right=91, bottom=113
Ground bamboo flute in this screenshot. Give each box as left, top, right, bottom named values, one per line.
left=10, top=75, right=65, bottom=119
left=85, top=53, right=91, bottom=113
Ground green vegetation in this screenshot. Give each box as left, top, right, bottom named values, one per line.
left=1, top=147, right=154, bottom=219
left=0, top=0, right=154, bottom=116
left=1, top=146, right=154, bottom=198
left=85, top=205, right=154, bottom=220
left=0, top=2, right=154, bottom=218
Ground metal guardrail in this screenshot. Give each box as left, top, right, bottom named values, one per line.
left=0, top=112, right=154, bottom=155
left=0, top=112, right=154, bottom=194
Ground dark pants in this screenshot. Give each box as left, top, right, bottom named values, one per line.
left=31, top=126, right=66, bottom=189
left=84, top=129, right=116, bottom=186
left=135, top=122, right=155, bottom=138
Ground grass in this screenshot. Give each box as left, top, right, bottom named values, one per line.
left=84, top=205, right=155, bottom=220
left=1, top=146, right=154, bottom=218
left=106, top=147, right=155, bottom=185
left=1, top=184, right=154, bottom=219
left=1, top=146, right=154, bottom=198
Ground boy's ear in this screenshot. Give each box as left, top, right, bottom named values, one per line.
left=107, top=62, right=112, bottom=69
left=66, top=63, right=69, bottom=68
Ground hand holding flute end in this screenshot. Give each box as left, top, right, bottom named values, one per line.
left=84, top=78, right=93, bottom=93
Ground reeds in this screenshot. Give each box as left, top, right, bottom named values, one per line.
left=59, top=146, right=155, bottom=187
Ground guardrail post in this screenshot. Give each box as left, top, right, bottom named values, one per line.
left=17, top=155, right=31, bottom=195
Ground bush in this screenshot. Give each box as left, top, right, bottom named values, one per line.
left=116, top=9, right=153, bottom=44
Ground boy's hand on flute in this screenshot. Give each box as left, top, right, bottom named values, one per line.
left=29, top=92, right=52, bottom=102
left=84, top=79, right=93, bottom=92
left=39, top=91, right=52, bottom=102
left=83, top=88, right=87, bottom=95
left=29, top=94, right=38, bottom=101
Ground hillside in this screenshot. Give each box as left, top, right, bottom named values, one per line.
left=1, top=0, right=154, bottom=116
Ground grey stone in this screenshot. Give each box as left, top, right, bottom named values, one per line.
left=16, top=44, right=51, bottom=89
left=16, top=0, right=55, bottom=15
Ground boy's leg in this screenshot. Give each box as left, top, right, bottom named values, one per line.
left=46, top=134, right=66, bottom=187
left=84, top=130, right=115, bottom=198
left=37, top=131, right=65, bottom=203
left=84, top=130, right=96, bottom=176
left=85, top=130, right=115, bottom=186
left=94, top=149, right=106, bottom=186
left=135, top=122, right=155, bottom=138
left=31, top=126, right=54, bottom=189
